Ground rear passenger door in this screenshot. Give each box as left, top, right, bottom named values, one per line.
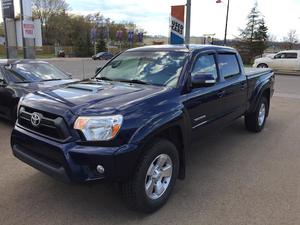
left=272, top=52, right=299, bottom=71
left=217, top=53, right=248, bottom=122
left=283, top=52, right=299, bottom=71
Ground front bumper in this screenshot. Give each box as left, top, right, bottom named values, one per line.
left=11, top=126, right=139, bottom=183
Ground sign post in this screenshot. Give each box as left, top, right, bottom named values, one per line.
left=170, top=5, right=185, bottom=44
left=20, top=0, right=36, bottom=59
left=1, top=0, right=17, bottom=58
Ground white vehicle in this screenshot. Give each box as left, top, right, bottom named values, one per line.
left=253, top=50, right=300, bottom=74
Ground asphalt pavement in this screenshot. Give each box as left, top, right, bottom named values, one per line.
left=0, top=60, right=300, bottom=225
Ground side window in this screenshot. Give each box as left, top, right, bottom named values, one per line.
left=285, top=53, right=297, bottom=59
left=218, top=54, right=240, bottom=79
left=274, top=53, right=287, bottom=59
left=191, top=54, right=218, bottom=80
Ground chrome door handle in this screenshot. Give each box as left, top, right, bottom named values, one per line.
left=217, top=90, right=226, bottom=98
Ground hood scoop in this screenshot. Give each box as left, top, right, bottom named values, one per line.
left=66, top=83, right=106, bottom=93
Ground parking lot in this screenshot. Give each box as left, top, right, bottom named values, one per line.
left=1, top=60, right=300, bottom=225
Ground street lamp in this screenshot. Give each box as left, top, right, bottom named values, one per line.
left=216, top=0, right=230, bottom=46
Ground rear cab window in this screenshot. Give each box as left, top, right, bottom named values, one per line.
left=218, top=53, right=240, bottom=79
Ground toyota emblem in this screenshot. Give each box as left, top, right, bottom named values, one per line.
left=31, top=112, right=42, bottom=127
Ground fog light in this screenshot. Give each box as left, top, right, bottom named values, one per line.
left=96, top=165, right=105, bottom=174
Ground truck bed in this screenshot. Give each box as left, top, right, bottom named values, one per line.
left=245, top=67, right=273, bottom=79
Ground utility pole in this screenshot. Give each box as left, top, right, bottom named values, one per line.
left=223, top=0, right=230, bottom=45
left=19, top=0, right=27, bottom=58
left=185, top=0, right=191, bottom=44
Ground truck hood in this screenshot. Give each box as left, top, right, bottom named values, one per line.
left=11, top=79, right=78, bottom=96
left=22, top=79, right=171, bottom=116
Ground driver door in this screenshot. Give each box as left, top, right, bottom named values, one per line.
left=271, top=53, right=287, bottom=70
left=183, top=51, right=225, bottom=138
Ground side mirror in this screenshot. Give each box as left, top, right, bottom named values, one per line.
left=66, top=72, right=72, bottom=78
left=191, top=73, right=216, bottom=88
left=95, top=66, right=102, bottom=75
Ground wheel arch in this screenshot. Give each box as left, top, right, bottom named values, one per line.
left=247, top=78, right=272, bottom=115
left=129, top=110, right=191, bottom=180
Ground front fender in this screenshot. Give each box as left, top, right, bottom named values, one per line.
left=127, top=106, right=191, bottom=179
left=129, top=106, right=190, bottom=147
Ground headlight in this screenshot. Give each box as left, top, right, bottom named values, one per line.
left=74, top=115, right=123, bottom=141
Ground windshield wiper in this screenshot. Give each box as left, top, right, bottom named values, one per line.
left=95, top=76, right=113, bottom=81
left=42, top=78, right=62, bottom=81
left=95, top=77, right=150, bottom=85
left=116, top=79, right=150, bottom=85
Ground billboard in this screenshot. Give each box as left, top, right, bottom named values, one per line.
left=1, top=0, right=15, bottom=18
left=170, top=5, right=185, bottom=44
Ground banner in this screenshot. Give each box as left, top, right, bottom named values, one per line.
left=170, top=5, right=185, bottom=44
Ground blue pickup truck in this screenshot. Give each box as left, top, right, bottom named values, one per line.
left=11, top=45, right=274, bottom=212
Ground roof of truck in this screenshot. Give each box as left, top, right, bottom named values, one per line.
left=0, top=59, right=49, bottom=66
left=127, top=44, right=235, bottom=53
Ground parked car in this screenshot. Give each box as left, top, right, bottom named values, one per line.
left=253, top=50, right=300, bottom=74
left=0, top=60, right=75, bottom=122
left=57, top=50, right=65, bottom=57
left=92, top=52, right=114, bottom=60
left=11, top=45, right=274, bottom=213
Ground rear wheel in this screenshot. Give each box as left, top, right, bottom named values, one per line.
left=257, top=63, right=268, bottom=68
left=245, top=96, right=268, bottom=132
left=121, top=138, right=179, bottom=213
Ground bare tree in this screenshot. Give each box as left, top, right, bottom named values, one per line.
left=284, top=29, right=298, bottom=49
left=33, top=0, right=70, bottom=44
left=33, top=0, right=70, bottom=25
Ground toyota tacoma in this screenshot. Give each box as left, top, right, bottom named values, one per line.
left=11, top=45, right=275, bottom=212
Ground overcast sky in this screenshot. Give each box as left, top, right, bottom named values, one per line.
left=68, top=0, right=300, bottom=41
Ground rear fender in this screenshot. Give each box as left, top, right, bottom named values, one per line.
left=248, top=77, right=271, bottom=114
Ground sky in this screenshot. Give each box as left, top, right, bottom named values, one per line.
left=2, top=0, right=299, bottom=40
left=68, top=0, right=300, bottom=41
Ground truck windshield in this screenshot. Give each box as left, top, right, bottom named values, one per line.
left=96, top=51, right=188, bottom=87
left=4, top=63, right=69, bottom=83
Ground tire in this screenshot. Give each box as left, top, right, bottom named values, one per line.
left=257, top=63, right=268, bottom=68
left=121, top=138, right=179, bottom=213
left=245, top=96, right=269, bottom=132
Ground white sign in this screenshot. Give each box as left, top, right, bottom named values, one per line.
left=171, top=17, right=184, bottom=38
left=23, top=20, right=35, bottom=38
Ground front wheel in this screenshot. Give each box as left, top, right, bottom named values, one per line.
left=121, top=138, right=179, bottom=213
left=245, top=96, right=269, bottom=132
left=257, top=63, right=268, bottom=68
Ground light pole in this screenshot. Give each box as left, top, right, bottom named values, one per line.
left=185, top=0, right=191, bottom=44
left=217, top=0, right=230, bottom=45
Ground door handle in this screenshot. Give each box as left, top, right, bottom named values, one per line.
left=241, top=82, right=247, bottom=90
left=217, top=90, right=226, bottom=98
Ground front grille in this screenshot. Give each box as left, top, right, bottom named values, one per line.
left=18, top=107, right=71, bottom=142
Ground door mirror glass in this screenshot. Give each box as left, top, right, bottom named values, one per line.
left=191, top=73, right=216, bottom=88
